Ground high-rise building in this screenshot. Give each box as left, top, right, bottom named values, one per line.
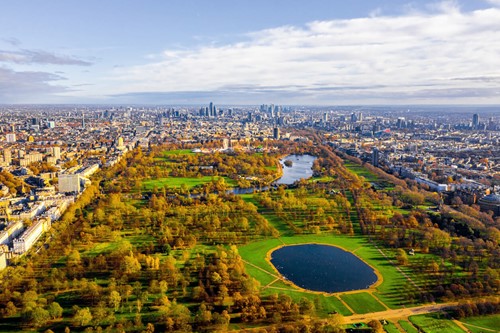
left=397, top=117, right=406, bottom=129
left=273, top=127, right=280, bottom=140
left=350, top=113, right=357, bottom=123
left=472, top=113, right=479, bottom=128
left=52, top=147, right=61, bottom=160
left=372, top=148, right=380, bottom=167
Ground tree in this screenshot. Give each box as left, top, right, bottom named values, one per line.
left=368, top=319, right=384, bottom=333
left=73, top=307, right=93, bottom=326
left=28, top=306, right=50, bottom=327
left=121, top=252, right=141, bottom=275
left=109, top=290, right=122, bottom=312
left=299, top=297, right=315, bottom=316
left=327, top=313, right=344, bottom=327
left=47, top=302, right=63, bottom=319
left=396, top=249, right=409, bottom=266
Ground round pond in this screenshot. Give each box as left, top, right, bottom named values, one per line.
left=270, top=244, right=378, bottom=293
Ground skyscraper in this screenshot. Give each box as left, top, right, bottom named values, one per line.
left=273, top=127, right=280, bottom=140
left=372, top=148, right=380, bottom=167
left=472, top=113, right=479, bottom=128
left=350, top=113, right=357, bottom=123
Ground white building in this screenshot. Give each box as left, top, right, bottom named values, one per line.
left=6, top=133, right=16, bottom=143
left=0, top=221, right=24, bottom=245
left=13, top=218, right=51, bottom=254
left=3, top=149, right=12, bottom=165
left=52, top=146, right=61, bottom=160
left=17, top=202, right=46, bottom=221
left=80, top=164, right=99, bottom=178
left=19, top=152, right=44, bottom=167
left=58, top=174, right=81, bottom=193
left=0, top=250, right=6, bottom=270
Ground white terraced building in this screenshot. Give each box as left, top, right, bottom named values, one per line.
left=13, top=218, right=51, bottom=254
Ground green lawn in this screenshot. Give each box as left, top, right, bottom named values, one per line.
left=460, top=314, right=500, bottom=333
left=239, top=232, right=412, bottom=310
left=399, top=320, right=419, bottom=333
left=410, top=313, right=466, bottom=333
left=162, top=149, right=195, bottom=156
left=340, top=292, right=387, bottom=314
left=262, top=287, right=352, bottom=317
left=384, top=321, right=403, bottom=333
left=83, top=241, right=121, bottom=257
left=142, top=175, right=237, bottom=190
left=344, top=161, right=380, bottom=183
left=309, top=176, right=336, bottom=183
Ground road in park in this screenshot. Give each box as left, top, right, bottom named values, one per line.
left=342, top=302, right=458, bottom=324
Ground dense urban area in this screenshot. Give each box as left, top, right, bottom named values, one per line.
left=0, top=104, right=499, bottom=333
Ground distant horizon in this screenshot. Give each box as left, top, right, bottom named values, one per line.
left=1, top=103, right=500, bottom=109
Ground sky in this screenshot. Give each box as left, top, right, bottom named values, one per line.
left=1, top=0, right=500, bottom=105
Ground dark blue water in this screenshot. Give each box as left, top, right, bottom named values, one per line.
left=270, top=244, right=377, bottom=293
left=276, top=155, right=316, bottom=185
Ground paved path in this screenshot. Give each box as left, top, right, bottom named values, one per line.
left=453, top=319, right=472, bottom=332
left=342, top=302, right=458, bottom=324
left=374, top=244, right=420, bottom=290
left=458, top=320, right=498, bottom=332
left=242, top=259, right=279, bottom=279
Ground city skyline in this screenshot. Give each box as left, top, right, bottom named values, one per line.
left=1, top=0, right=500, bottom=105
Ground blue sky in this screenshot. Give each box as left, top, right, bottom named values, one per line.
left=1, top=0, right=499, bottom=105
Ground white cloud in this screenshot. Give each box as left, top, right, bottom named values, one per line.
left=484, top=0, right=500, bottom=7
left=95, top=2, right=500, bottom=104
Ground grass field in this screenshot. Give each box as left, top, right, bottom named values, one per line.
left=410, top=313, right=466, bottom=333
left=309, top=176, right=336, bottom=183
left=162, top=149, right=195, bottom=156
left=384, top=321, right=402, bottom=333
left=459, top=314, right=500, bottom=333
left=344, top=161, right=380, bottom=183
left=238, top=228, right=414, bottom=317
left=340, top=292, right=387, bottom=314
left=399, top=320, right=419, bottom=333
left=142, top=175, right=237, bottom=190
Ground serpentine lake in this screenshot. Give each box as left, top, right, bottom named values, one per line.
left=270, top=244, right=378, bottom=293
left=229, top=154, right=316, bottom=194
left=276, top=154, right=316, bottom=185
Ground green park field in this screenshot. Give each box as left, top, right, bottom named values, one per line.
left=410, top=313, right=466, bottom=333
left=238, top=229, right=416, bottom=316
left=398, top=320, right=419, bottom=333
left=459, top=314, right=500, bottom=333
left=142, top=175, right=237, bottom=190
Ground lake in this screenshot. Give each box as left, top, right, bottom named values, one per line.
left=276, top=154, right=316, bottom=185
left=270, top=244, right=378, bottom=293
left=227, top=154, right=316, bottom=194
